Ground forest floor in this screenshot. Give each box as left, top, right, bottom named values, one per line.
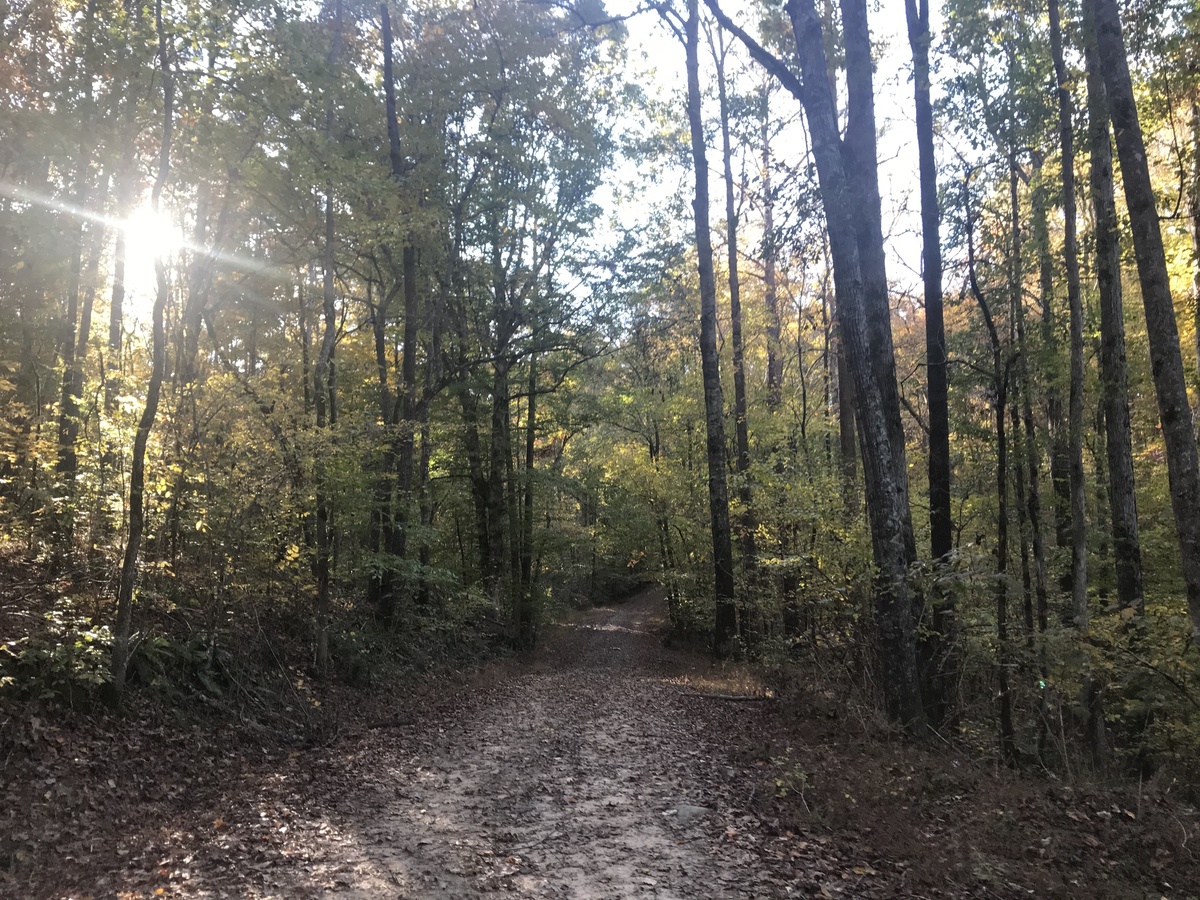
left=4, top=587, right=1199, bottom=899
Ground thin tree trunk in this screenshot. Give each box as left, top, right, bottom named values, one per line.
left=761, top=94, right=784, bottom=411
left=1191, top=99, right=1200, bottom=415
left=487, top=356, right=511, bottom=603
left=1052, top=0, right=1104, bottom=761
left=905, top=0, right=954, bottom=726
left=1049, top=0, right=1089, bottom=636
left=58, top=189, right=107, bottom=494
left=1093, top=0, right=1200, bottom=645
left=966, top=184, right=1018, bottom=765
left=112, top=0, right=173, bottom=695
left=518, top=353, right=537, bottom=650
left=1031, top=157, right=1072, bottom=551
left=713, top=29, right=757, bottom=637
left=1011, top=163, right=1051, bottom=640
left=312, top=0, right=345, bottom=673
left=1012, top=394, right=1035, bottom=639
left=462, top=391, right=490, bottom=585
left=684, top=0, right=737, bottom=654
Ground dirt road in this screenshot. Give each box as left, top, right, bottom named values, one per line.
left=295, top=590, right=800, bottom=899
left=14, top=590, right=889, bottom=899
left=11, top=590, right=1197, bottom=899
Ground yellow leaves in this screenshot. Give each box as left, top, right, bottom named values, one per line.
left=278, top=543, right=301, bottom=570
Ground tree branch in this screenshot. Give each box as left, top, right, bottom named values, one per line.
left=700, top=0, right=805, bottom=104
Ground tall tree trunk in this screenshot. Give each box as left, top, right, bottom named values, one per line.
left=462, top=391, right=490, bottom=586
left=818, top=0, right=923, bottom=725
left=1031, top=158, right=1072, bottom=551
left=761, top=94, right=784, bottom=411
left=487, top=355, right=511, bottom=604
left=518, top=353, right=537, bottom=650
left=1052, top=0, right=1104, bottom=761
left=905, top=0, right=954, bottom=725
left=1003, top=153, right=1052, bottom=646
left=106, top=40, right=141, bottom=416
left=704, top=0, right=923, bottom=723
left=1049, top=0, right=1089, bottom=636
left=684, top=0, right=737, bottom=654
left=112, top=0, right=173, bottom=695
left=835, top=307, right=858, bottom=508
left=1012, top=392, right=1035, bottom=639
left=1084, top=0, right=1142, bottom=617
left=1092, top=0, right=1200, bottom=645
left=1191, top=99, right=1200, bottom=415
left=966, top=186, right=1018, bottom=765
left=55, top=0, right=99, bottom=513
left=312, top=0, right=345, bottom=673
left=713, top=30, right=757, bottom=637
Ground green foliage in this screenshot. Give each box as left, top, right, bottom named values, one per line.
left=771, top=747, right=810, bottom=800
left=1, top=601, right=112, bottom=706
left=125, top=631, right=233, bottom=698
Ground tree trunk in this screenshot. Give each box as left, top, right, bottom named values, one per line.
left=966, top=185, right=1018, bottom=765
left=1191, top=99, right=1200, bottom=417
left=1049, top=0, right=1089, bottom=635
left=723, top=0, right=923, bottom=726
left=761, top=95, right=784, bottom=412
left=112, top=0, right=173, bottom=695
left=487, top=355, right=511, bottom=604
left=684, top=0, right=737, bottom=655
left=1092, top=0, right=1200, bottom=645
left=905, top=0, right=954, bottom=726
left=714, top=29, right=757, bottom=636
left=1031, top=158, right=1072, bottom=551
left=462, top=391, right=490, bottom=586
left=1083, top=0, right=1142, bottom=617
left=518, top=353, right=537, bottom=650
left=312, top=0, right=346, bottom=673
left=1052, top=0, right=1105, bottom=761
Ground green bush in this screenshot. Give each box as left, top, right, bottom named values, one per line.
left=1, top=601, right=112, bottom=706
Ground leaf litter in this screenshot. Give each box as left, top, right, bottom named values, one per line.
left=3, top=588, right=1198, bottom=898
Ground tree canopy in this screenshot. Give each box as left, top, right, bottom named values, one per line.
left=6, top=0, right=1200, bottom=769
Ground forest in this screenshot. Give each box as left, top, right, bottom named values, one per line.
left=4, top=0, right=1200, bottom=895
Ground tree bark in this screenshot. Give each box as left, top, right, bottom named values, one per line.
left=713, top=29, right=757, bottom=628
left=756, top=0, right=924, bottom=726
left=1191, top=100, right=1200, bottom=412
left=1048, top=0, right=1089, bottom=634
left=966, top=183, right=1018, bottom=765
left=761, top=94, right=784, bottom=412
left=1092, top=0, right=1200, bottom=645
left=518, top=352, right=537, bottom=650
left=1083, top=0, right=1142, bottom=616
left=684, top=0, right=737, bottom=654
left=1030, top=157, right=1072, bottom=551
left=905, top=0, right=954, bottom=725
left=112, top=0, right=173, bottom=695
left=312, top=0, right=346, bottom=673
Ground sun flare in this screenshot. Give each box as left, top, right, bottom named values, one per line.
left=122, top=205, right=183, bottom=264
left=117, top=205, right=183, bottom=321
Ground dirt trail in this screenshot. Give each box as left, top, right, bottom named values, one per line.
left=301, top=590, right=799, bottom=899
left=10, top=590, right=1197, bottom=899
left=11, top=590, right=886, bottom=899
